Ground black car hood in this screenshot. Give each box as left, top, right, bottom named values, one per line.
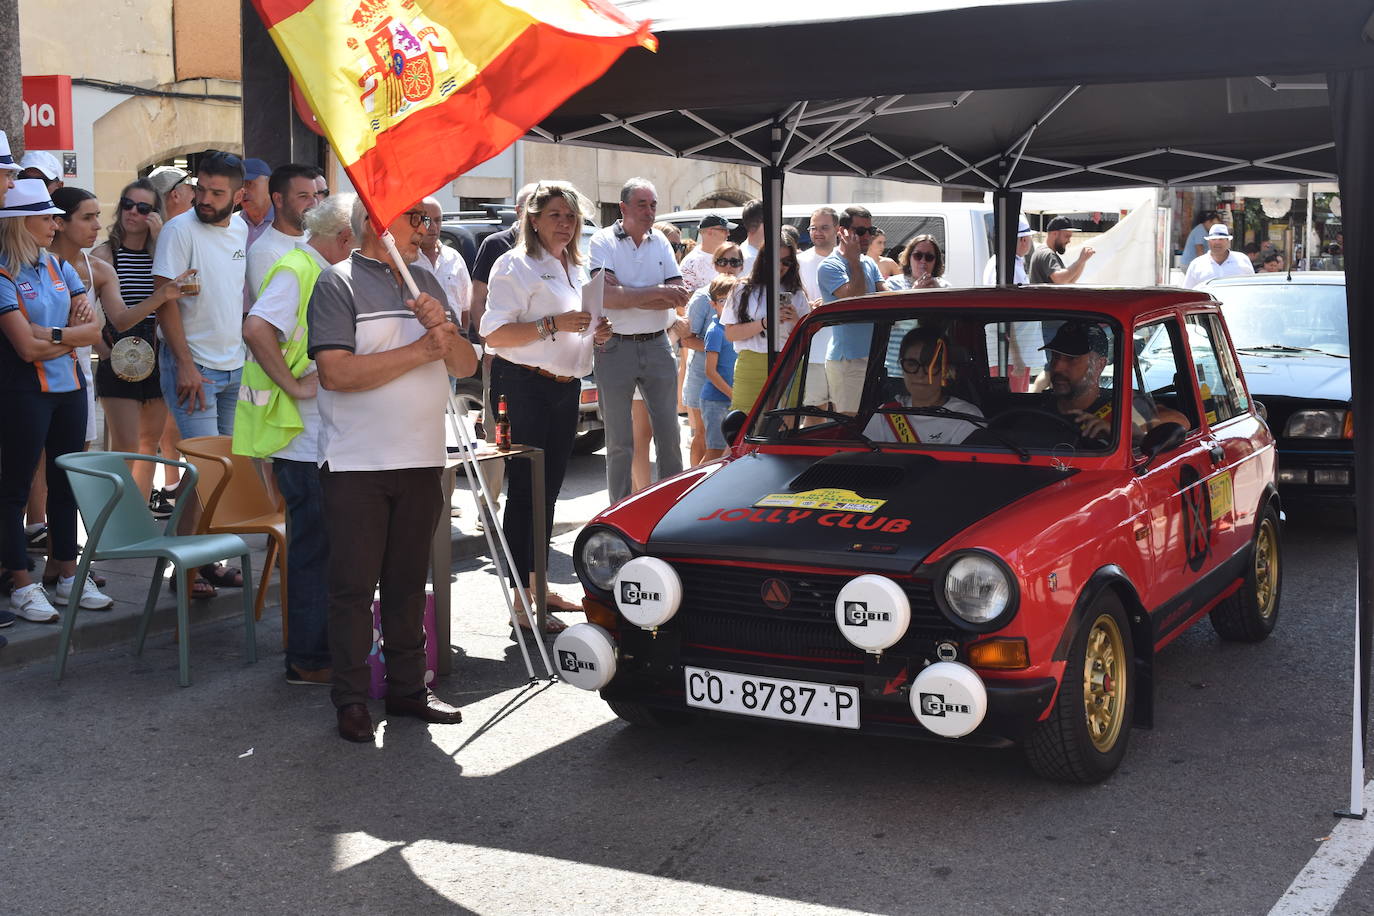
left=647, top=451, right=1069, bottom=573
left=1238, top=352, right=1350, bottom=402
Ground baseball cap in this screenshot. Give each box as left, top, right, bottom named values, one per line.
left=147, top=165, right=194, bottom=199
left=1017, top=217, right=1033, bottom=238
left=1206, top=223, right=1233, bottom=240
left=1040, top=321, right=1109, bottom=358
left=698, top=213, right=737, bottom=232
left=243, top=158, right=272, bottom=181
left=0, top=179, right=65, bottom=219
left=1045, top=216, right=1075, bottom=233
left=19, top=150, right=61, bottom=181
left=0, top=131, right=20, bottom=172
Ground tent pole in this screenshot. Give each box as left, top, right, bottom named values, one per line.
left=763, top=123, right=785, bottom=370
left=993, top=170, right=1022, bottom=287
left=1329, top=68, right=1371, bottom=820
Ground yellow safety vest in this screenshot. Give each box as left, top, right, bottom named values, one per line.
left=232, top=248, right=322, bottom=458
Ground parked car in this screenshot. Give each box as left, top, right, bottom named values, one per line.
left=659, top=202, right=994, bottom=288
left=1203, top=272, right=1351, bottom=510
left=553, top=286, right=1280, bottom=783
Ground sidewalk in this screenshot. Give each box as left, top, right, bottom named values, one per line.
left=0, top=498, right=588, bottom=675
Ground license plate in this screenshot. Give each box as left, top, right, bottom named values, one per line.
left=683, top=666, right=860, bottom=729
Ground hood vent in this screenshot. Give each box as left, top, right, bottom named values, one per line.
left=789, top=462, right=908, bottom=493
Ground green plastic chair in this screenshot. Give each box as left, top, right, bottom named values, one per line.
left=55, top=451, right=256, bottom=687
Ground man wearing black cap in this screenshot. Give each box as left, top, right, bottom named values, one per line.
left=1039, top=320, right=1187, bottom=445
left=679, top=213, right=734, bottom=292
left=1029, top=217, right=1095, bottom=285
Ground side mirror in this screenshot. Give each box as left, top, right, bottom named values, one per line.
left=1135, top=422, right=1187, bottom=473
left=721, top=409, right=748, bottom=446
left=1252, top=399, right=1269, bottom=424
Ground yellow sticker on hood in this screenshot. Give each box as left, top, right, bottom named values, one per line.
left=754, top=487, right=888, bottom=514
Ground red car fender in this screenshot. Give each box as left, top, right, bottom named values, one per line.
left=590, top=460, right=727, bottom=546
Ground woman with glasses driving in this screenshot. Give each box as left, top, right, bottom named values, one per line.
left=721, top=237, right=808, bottom=414
left=90, top=179, right=184, bottom=510
left=864, top=326, right=981, bottom=444
left=887, top=234, right=949, bottom=291
left=680, top=241, right=744, bottom=466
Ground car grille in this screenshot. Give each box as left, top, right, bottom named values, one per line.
left=668, top=561, right=959, bottom=666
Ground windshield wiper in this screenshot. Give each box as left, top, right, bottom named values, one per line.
left=1238, top=344, right=1322, bottom=354
left=762, top=405, right=880, bottom=451
left=874, top=405, right=1032, bottom=462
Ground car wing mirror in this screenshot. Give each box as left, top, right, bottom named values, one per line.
left=721, top=409, right=748, bottom=446
left=1135, top=422, right=1187, bottom=473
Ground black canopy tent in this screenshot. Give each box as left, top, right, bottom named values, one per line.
left=535, top=0, right=1374, bottom=811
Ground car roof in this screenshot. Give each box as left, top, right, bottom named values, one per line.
left=812, top=285, right=1217, bottom=322
left=1203, top=271, right=1346, bottom=287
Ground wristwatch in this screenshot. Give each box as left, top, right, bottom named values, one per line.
left=50, top=327, right=63, bottom=344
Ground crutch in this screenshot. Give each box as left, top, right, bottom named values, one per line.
left=381, top=232, right=556, bottom=682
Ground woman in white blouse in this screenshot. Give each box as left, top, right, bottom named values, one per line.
left=480, top=181, right=609, bottom=632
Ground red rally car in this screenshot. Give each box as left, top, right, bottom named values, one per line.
left=554, top=287, right=1281, bottom=783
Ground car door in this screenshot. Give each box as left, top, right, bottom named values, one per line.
left=1183, top=310, right=1263, bottom=561
left=1130, top=314, right=1225, bottom=641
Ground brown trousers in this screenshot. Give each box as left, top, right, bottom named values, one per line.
left=321, top=466, right=443, bottom=708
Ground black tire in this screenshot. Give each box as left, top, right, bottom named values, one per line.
left=572, top=428, right=606, bottom=455
left=1026, top=591, right=1135, bottom=783
left=1209, top=505, right=1281, bottom=642
left=606, top=699, right=692, bottom=727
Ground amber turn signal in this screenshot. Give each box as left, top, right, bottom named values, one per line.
left=1343, top=411, right=1354, bottom=439
left=967, top=638, right=1029, bottom=670
left=582, top=595, right=618, bottom=630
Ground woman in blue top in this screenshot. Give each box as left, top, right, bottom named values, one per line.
left=0, top=179, right=110, bottom=623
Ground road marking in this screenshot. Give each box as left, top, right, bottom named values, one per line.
left=1269, top=781, right=1374, bottom=916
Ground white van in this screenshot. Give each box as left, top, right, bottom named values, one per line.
left=660, top=202, right=994, bottom=288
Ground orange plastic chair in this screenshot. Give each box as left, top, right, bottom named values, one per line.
left=176, top=435, right=288, bottom=647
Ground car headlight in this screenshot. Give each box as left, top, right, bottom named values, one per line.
left=940, top=552, right=1017, bottom=629
left=1285, top=409, right=1348, bottom=439
left=579, top=528, right=634, bottom=591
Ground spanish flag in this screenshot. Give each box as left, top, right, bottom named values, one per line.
left=252, top=0, right=655, bottom=228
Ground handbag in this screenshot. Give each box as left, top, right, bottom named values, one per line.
left=109, top=335, right=155, bottom=382
left=366, top=593, right=440, bottom=698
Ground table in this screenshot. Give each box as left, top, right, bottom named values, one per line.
left=430, top=444, right=545, bottom=677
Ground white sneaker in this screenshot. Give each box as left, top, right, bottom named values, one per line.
left=10, top=583, right=59, bottom=623
left=56, top=575, right=114, bottom=610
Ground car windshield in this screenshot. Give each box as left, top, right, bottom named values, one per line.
left=749, top=309, right=1130, bottom=456
left=1212, top=283, right=1349, bottom=357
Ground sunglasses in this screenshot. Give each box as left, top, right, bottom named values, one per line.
left=909, top=250, right=937, bottom=263
left=715, top=257, right=744, bottom=267
left=850, top=226, right=878, bottom=237
left=671, top=242, right=685, bottom=253
left=403, top=210, right=433, bottom=229
left=120, top=198, right=155, bottom=215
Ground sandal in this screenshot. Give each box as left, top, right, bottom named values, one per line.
left=509, top=613, right=569, bottom=639
left=545, top=592, right=583, bottom=613
left=200, top=564, right=244, bottom=588
left=169, top=575, right=217, bottom=600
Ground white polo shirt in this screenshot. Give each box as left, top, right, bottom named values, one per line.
left=481, top=247, right=593, bottom=378
left=797, top=246, right=833, bottom=363
left=587, top=221, right=682, bottom=335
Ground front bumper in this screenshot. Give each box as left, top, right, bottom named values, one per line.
left=1275, top=441, right=1355, bottom=504
left=602, top=624, right=1057, bottom=747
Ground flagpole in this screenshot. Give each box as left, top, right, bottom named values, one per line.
left=379, top=230, right=556, bottom=681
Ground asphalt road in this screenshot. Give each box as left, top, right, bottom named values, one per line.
left=2, top=450, right=1369, bottom=915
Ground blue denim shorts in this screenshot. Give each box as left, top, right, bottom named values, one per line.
left=701, top=398, right=730, bottom=450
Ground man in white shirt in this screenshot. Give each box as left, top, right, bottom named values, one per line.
left=245, top=163, right=321, bottom=306
left=798, top=206, right=837, bottom=409
left=679, top=213, right=734, bottom=292
left=1183, top=222, right=1255, bottom=288
left=414, top=196, right=472, bottom=324
left=982, top=216, right=1035, bottom=285
left=739, top=198, right=765, bottom=273
left=239, top=193, right=356, bottom=688
left=152, top=150, right=250, bottom=440
left=590, top=177, right=691, bottom=502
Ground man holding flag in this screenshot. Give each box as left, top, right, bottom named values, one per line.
left=309, top=199, right=476, bottom=742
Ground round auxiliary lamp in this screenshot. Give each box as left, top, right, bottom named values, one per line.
left=110, top=336, right=155, bottom=382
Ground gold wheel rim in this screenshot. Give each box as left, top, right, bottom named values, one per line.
left=1254, top=519, right=1279, bottom=621
left=1082, top=612, right=1128, bottom=753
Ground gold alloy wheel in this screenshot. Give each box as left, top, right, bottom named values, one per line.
left=1082, top=612, right=1128, bottom=753
left=1254, top=518, right=1279, bottom=621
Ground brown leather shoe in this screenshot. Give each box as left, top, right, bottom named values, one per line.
left=384, top=690, right=463, bottom=724
left=336, top=703, right=374, bottom=742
